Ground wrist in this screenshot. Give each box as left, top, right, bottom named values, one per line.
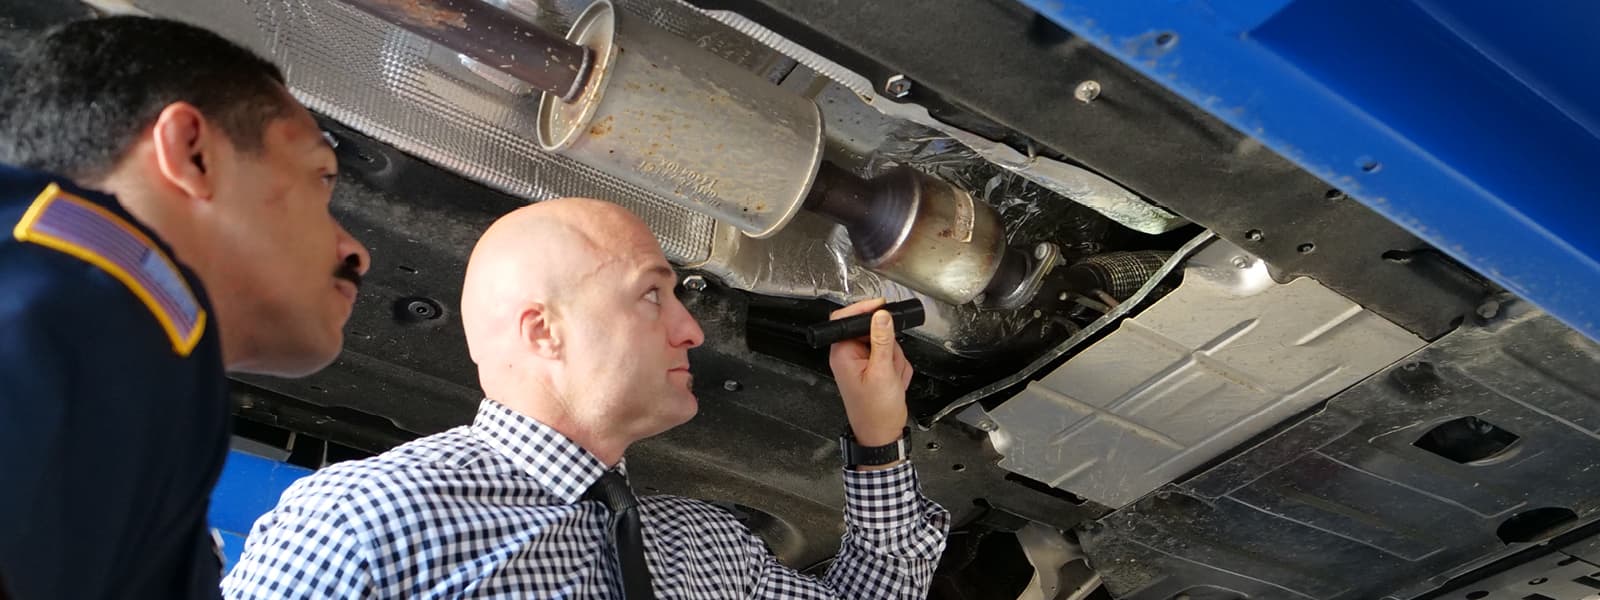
left=851, top=459, right=907, bottom=472
left=841, top=427, right=910, bottom=469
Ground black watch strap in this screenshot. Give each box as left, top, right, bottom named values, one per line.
left=840, top=428, right=910, bottom=467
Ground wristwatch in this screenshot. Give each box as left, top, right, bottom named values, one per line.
left=840, top=428, right=910, bottom=467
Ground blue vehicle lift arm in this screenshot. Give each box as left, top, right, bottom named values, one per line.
left=1021, top=0, right=1600, bottom=342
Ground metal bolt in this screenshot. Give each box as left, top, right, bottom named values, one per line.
left=1034, top=243, right=1051, bottom=260
left=1246, top=229, right=1264, bottom=242
left=1058, top=292, right=1071, bottom=302
left=1231, top=256, right=1251, bottom=270
left=1073, top=80, right=1102, bottom=103
left=1032, top=309, right=1043, bottom=319
left=405, top=299, right=442, bottom=320
left=723, top=379, right=741, bottom=392
left=682, top=275, right=707, bottom=292
left=884, top=74, right=912, bottom=98
left=1477, top=300, right=1501, bottom=319
left=977, top=420, right=998, bottom=432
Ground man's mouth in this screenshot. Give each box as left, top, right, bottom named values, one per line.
left=669, top=366, right=693, bottom=388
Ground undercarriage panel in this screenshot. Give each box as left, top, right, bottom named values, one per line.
left=1079, top=304, right=1600, bottom=600
left=984, top=239, right=1426, bottom=508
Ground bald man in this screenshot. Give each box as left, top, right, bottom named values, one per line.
left=223, top=199, right=951, bottom=599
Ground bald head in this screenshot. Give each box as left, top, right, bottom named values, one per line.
left=460, top=198, right=705, bottom=464
left=461, top=198, right=659, bottom=363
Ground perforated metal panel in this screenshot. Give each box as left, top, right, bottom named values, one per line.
left=131, top=0, right=728, bottom=263
left=986, top=239, right=1428, bottom=507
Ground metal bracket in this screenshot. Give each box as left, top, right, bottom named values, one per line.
left=1015, top=523, right=1103, bottom=600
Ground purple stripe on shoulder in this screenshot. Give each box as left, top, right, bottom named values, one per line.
left=33, top=197, right=201, bottom=332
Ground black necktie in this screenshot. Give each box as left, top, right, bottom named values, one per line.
left=586, top=470, right=656, bottom=600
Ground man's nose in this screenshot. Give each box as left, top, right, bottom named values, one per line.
left=337, top=225, right=371, bottom=276
left=672, top=303, right=705, bottom=349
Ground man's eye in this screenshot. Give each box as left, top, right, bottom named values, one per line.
left=321, top=174, right=338, bottom=186
left=644, top=289, right=661, bottom=304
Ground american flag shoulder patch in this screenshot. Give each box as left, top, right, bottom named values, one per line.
left=12, top=183, right=207, bottom=357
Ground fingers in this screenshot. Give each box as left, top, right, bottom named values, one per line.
left=830, top=297, right=887, bottom=321
left=894, top=342, right=913, bottom=388
left=869, top=310, right=896, bottom=372
left=827, top=299, right=912, bottom=389
left=828, top=338, right=868, bottom=371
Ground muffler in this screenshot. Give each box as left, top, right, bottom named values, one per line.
left=536, top=0, right=824, bottom=239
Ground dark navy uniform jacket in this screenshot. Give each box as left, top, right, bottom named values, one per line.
left=0, top=164, right=229, bottom=599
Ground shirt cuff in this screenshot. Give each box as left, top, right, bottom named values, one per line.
left=841, top=461, right=925, bottom=531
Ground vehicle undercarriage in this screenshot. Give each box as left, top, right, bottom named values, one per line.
left=5, top=2, right=1598, bottom=598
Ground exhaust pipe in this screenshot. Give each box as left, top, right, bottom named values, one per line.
left=340, top=0, right=594, bottom=101
left=342, top=0, right=1054, bottom=308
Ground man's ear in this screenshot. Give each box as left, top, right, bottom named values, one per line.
left=520, top=303, right=562, bottom=359
left=150, top=102, right=218, bottom=202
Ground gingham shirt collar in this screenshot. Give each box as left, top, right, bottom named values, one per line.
left=470, top=397, right=610, bottom=504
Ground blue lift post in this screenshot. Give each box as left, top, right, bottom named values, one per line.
left=207, top=450, right=312, bottom=571
left=1022, top=0, right=1600, bottom=342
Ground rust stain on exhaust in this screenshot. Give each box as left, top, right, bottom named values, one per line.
left=360, top=0, right=468, bottom=30
left=588, top=115, right=613, bottom=137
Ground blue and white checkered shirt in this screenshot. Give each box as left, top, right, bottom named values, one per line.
left=221, top=399, right=950, bottom=598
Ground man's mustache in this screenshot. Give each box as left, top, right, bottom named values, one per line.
left=335, top=254, right=363, bottom=289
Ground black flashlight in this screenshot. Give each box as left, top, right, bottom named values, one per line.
left=805, top=299, right=926, bottom=349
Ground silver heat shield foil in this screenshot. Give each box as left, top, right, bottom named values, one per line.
left=125, top=0, right=795, bottom=264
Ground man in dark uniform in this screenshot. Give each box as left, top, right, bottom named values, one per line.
left=0, top=16, right=370, bottom=599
